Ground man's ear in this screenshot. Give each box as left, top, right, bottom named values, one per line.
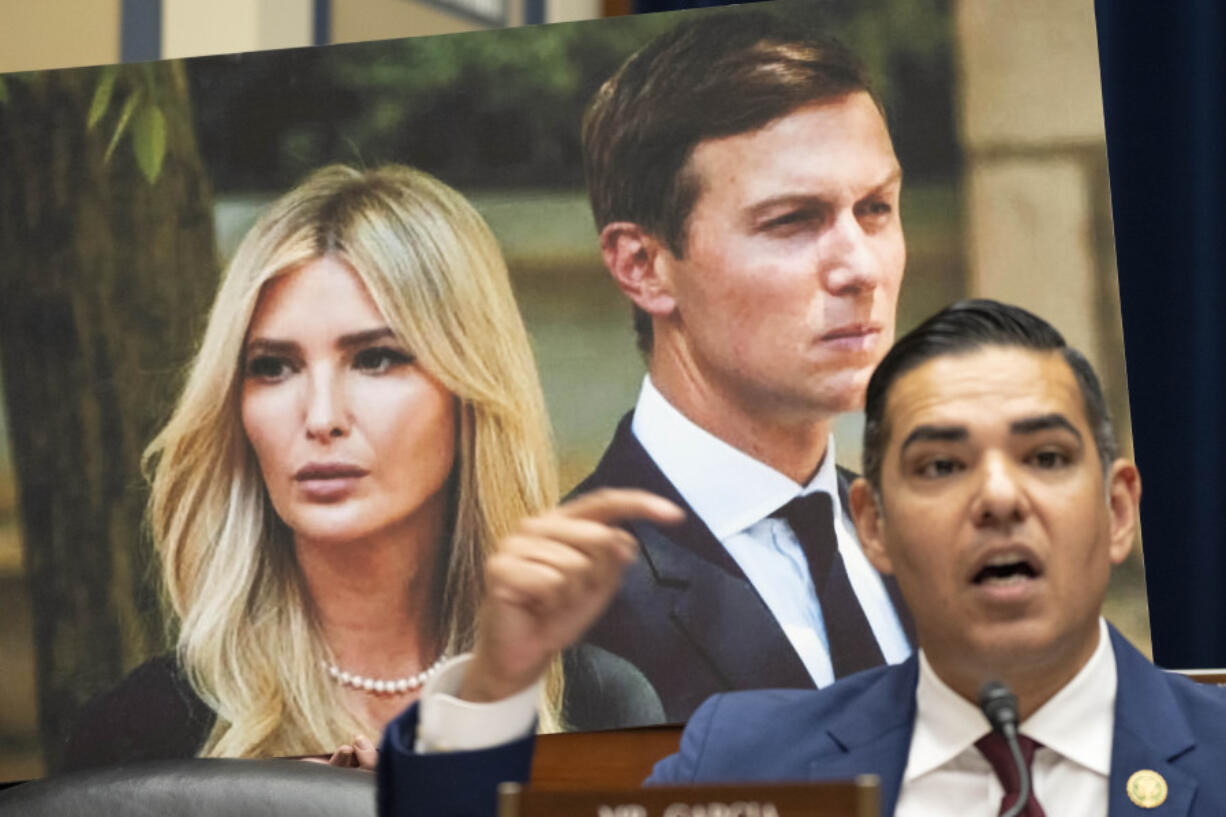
left=849, top=478, right=894, bottom=575
left=600, top=222, right=677, bottom=318
left=1105, top=459, right=1141, bottom=566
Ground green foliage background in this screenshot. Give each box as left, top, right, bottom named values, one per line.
left=187, top=0, right=955, bottom=194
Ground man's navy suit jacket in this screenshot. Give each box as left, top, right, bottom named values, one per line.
left=377, top=626, right=1226, bottom=817
left=575, top=413, right=914, bottom=722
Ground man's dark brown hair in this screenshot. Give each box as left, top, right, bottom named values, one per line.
left=581, top=10, right=882, bottom=354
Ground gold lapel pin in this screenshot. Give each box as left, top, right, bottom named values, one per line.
left=1126, top=769, right=1168, bottom=809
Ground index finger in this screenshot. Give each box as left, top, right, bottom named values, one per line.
left=554, top=488, right=685, bottom=526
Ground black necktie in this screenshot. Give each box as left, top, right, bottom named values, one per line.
left=772, top=492, right=885, bottom=679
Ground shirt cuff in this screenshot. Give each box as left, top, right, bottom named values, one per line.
left=414, top=653, right=542, bottom=753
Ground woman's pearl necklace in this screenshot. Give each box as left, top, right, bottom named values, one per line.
left=322, top=654, right=448, bottom=695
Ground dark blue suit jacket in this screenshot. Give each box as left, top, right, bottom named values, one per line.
left=378, top=626, right=1226, bottom=816
left=577, top=413, right=914, bottom=723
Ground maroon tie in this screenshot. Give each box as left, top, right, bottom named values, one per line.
left=975, top=732, right=1048, bottom=817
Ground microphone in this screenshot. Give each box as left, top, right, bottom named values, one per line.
left=978, top=681, right=1031, bottom=817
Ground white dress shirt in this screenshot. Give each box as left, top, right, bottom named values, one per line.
left=414, top=655, right=541, bottom=754
left=631, top=376, right=911, bottom=685
left=896, top=617, right=1116, bottom=817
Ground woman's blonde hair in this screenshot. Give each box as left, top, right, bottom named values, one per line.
left=144, top=164, right=563, bottom=758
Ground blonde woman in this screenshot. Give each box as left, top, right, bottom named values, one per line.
left=61, top=164, right=662, bottom=770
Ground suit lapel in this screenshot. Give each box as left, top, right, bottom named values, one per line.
left=1108, top=627, right=1198, bottom=816
left=587, top=414, right=814, bottom=690
left=584, top=414, right=741, bottom=573
left=633, top=522, right=815, bottom=690
left=806, top=657, right=919, bottom=816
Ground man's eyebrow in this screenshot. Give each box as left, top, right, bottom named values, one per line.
left=1010, top=413, right=1083, bottom=440
left=745, top=168, right=904, bottom=220
left=900, top=424, right=967, bottom=454
left=744, top=194, right=826, bottom=221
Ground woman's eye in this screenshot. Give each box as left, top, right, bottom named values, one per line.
left=353, top=347, right=412, bottom=374
left=246, top=355, right=292, bottom=380
left=918, top=458, right=962, bottom=478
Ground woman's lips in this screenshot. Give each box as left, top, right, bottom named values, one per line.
left=295, top=464, right=368, bottom=501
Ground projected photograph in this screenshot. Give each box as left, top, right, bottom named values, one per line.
left=0, top=0, right=1138, bottom=780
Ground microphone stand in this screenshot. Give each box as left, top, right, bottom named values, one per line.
left=978, top=681, right=1031, bottom=817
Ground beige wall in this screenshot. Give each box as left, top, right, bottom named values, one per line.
left=546, top=0, right=601, bottom=24
left=331, top=0, right=524, bottom=44
left=163, top=0, right=314, bottom=59
left=0, top=0, right=539, bottom=74
left=0, top=0, right=121, bottom=73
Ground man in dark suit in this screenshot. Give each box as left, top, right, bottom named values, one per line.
left=573, top=8, right=913, bottom=722
left=378, top=300, right=1226, bottom=817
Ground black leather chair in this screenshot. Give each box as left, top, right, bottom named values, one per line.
left=0, top=758, right=375, bottom=816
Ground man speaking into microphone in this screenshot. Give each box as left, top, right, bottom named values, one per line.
left=379, top=301, right=1226, bottom=817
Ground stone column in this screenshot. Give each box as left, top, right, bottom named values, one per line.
left=956, top=0, right=1144, bottom=646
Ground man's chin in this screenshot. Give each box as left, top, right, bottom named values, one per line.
left=960, top=621, right=1072, bottom=673
left=805, top=369, right=872, bottom=413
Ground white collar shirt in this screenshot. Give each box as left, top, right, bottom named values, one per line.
left=630, top=375, right=911, bottom=686
left=897, top=617, right=1116, bottom=817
